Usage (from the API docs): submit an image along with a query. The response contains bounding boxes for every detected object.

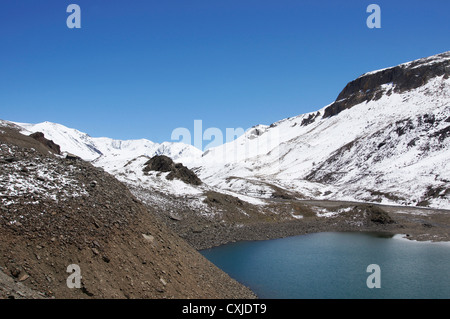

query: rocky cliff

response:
[323,52,450,118]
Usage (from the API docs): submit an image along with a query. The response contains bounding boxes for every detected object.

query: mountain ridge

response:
[5,51,450,210]
[324,51,450,118]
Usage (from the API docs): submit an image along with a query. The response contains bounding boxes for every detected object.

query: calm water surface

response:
[200,232,450,299]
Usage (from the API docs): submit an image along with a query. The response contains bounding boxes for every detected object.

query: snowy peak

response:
[324,51,450,118]
[13,121,203,166]
[360,51,450,78]
[15,121,102,161]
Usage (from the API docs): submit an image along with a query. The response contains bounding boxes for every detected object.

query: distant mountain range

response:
[8,51,450,209]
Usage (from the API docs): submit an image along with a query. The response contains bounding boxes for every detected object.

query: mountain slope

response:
[0,123,255,298]
[196,51,450,209]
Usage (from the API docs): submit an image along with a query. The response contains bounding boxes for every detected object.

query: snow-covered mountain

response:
[15,121,203,172]
[195,51,450,209]
[9,51,450,209]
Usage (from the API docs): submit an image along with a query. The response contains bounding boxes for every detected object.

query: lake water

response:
[200,232,450,299]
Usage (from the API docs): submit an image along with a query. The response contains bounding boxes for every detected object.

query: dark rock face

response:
[363,205,395,225]
[431,125,450,142]
[301,112,321,126]
[143,155,202,186]
[143,155,174,173]
[167,163,202,185]
[29,132,61,154]
[323,52,450,118]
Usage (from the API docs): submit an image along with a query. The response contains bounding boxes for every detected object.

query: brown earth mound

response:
[29,132,61,154]
[0,126,58,156]
[0,126,255,299]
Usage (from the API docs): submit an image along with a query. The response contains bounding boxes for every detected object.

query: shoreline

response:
[129,184,450,251]
[193,218,450,299]
[199,230,450,299]
[180,209,450,251]
[392,233,450,245]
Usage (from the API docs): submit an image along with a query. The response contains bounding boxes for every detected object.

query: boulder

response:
[29,132,61,154]
[143,155,202,186]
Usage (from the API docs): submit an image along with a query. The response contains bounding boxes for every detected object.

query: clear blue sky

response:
[1,0,449,146]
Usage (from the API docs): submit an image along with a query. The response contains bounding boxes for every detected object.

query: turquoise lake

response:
[200,232,450,299]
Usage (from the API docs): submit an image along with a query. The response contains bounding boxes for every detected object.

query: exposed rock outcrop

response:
[29,132,61,154]
[323,51,450,118]
[143,155,202,186]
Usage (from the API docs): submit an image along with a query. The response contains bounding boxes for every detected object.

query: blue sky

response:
[1,0,449,146]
